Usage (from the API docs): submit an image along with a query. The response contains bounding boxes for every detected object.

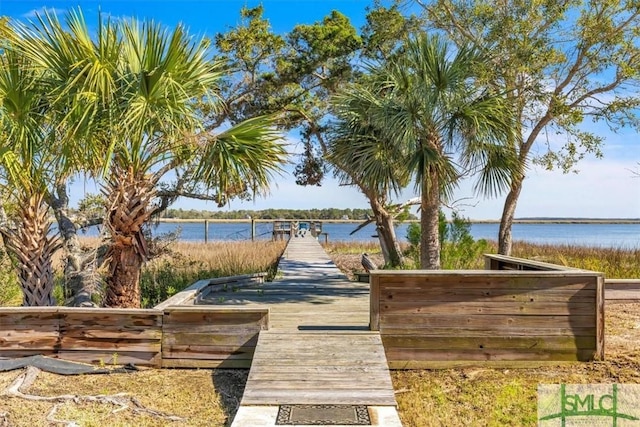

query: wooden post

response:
[596,275,605,360]
[369,273,380,331]
[251,218,256,241]
[204,220,209,243]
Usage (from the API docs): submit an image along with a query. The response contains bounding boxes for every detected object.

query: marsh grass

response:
[508,242,640,278]
[322,240,385,255]
[139,240,286,307]
[1,239,286,308]
[324,239,640,279]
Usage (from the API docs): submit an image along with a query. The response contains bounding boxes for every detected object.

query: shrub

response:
[406,211,488,269]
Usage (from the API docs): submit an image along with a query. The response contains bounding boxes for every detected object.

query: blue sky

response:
[1,1,639,219]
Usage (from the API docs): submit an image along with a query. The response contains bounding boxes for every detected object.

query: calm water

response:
[77,221,640,248]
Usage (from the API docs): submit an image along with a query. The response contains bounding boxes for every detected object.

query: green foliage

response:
[424,0,640,253]
[0,250,21,306]
[214,2,424,187]
[331,32,516,268]
[426,0,640,171]
[139,259,196,308]
[406,223,421,248]
[77,193,106,220]
[3,9,289,307]
[406,211,489,269]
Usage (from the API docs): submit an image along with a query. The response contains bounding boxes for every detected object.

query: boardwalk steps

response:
[242,331,395,405]
[228,234,402,426]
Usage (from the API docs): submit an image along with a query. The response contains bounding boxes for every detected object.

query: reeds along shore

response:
[0,239,287,308]
[324,240,640,279]
[1,238,638,307]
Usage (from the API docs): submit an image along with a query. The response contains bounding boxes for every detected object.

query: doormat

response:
[276,405,370,425]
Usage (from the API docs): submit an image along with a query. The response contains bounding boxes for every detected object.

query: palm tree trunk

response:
[106,243,143,307]
[420,167,441,269]
[376,212,404,268]
[368,195,404,267]
[1,194,61,306]
[498,175,524,255]
[104,165,154,308]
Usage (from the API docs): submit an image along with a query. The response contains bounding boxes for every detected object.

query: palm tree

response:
[328,81,409,267]
[0,49,62,306]
[101,19,286,308]
[336,33,515,269]
[11,11,287,308]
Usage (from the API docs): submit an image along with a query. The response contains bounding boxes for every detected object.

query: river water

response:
[77,221,640,249]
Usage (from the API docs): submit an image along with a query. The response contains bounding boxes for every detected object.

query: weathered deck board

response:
[225,235,401,426]
[242,331,396,405]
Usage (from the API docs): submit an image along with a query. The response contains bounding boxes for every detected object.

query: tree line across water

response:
[162,208,418,221]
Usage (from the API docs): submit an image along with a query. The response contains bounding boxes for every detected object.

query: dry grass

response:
[0,368,248,427]
[391,303,640,427]
[140,240,286,307]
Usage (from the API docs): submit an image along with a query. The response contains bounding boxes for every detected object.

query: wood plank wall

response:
[0,308,162,366]
[161,307,269,368]
[370,269,604,369]
[605,279,640,303]
[0,308,60,359]
[0,307,268,368]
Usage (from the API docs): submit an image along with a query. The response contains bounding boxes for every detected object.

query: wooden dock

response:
[199,235,401,426]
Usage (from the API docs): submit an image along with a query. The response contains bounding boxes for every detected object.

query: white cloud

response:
[187,170,374,212]
[450,159,640,220]
[65,158,639,220]
[22,7,66,19]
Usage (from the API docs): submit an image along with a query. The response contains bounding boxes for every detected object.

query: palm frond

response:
[195,115,287,205]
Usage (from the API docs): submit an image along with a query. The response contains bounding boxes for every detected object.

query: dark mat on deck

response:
[276,405,371,425]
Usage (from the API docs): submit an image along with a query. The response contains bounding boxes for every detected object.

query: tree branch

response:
[2,367,184,423]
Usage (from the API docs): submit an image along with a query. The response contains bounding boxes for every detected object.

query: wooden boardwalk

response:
[200,235,401,426]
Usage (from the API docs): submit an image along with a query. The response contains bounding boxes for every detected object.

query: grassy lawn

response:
[0,240,638,426]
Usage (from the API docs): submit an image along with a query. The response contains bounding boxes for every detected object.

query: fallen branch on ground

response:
[1,366,184,425]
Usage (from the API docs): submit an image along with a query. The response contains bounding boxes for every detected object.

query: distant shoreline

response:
[158,218,640,224]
